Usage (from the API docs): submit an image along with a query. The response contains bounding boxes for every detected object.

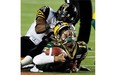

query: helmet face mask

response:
[60,29,75,44]
[54,22,76,45]
[56,3,78,24]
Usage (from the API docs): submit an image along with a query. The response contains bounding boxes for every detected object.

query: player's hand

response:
[70,60,79,72]
[54,53,66,62]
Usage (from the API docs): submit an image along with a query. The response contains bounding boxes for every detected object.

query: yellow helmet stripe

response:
[62,22,69,26]
[54,25,60,35]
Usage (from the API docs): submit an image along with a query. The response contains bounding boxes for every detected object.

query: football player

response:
[21,6,56,57]
[21,3,79,67]
[29,22,90,72]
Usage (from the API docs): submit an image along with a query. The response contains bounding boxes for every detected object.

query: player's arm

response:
[33,52,65,65]
[69,41,88,72]
[35,17,47,34]
[35,6,50,34]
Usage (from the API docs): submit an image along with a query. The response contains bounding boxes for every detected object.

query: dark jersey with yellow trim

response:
[39,41,87,72]
[71,41,87,68]
[54,41,87,71]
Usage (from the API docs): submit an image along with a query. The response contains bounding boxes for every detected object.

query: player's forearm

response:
[33,53,54,65]
[35,17,47,34]
[35,24,46,33]
[33,53,65,65]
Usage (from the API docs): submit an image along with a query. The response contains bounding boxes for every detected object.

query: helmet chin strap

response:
[62,37,73,44]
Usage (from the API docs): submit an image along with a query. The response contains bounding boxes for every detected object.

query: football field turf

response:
[21,0,95,75]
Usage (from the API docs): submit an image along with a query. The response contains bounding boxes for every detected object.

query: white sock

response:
[21,55,32,66]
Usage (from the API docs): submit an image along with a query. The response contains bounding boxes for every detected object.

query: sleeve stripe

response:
[36,10,45,18]
[37,15,45,19]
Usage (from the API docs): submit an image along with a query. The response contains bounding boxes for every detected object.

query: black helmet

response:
[56,3,79,24]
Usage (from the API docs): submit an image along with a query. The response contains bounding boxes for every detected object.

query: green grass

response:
[21,0,95,75]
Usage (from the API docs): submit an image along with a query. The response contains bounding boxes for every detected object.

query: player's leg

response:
[21,36,48,66]
[28,36,49,57]
[21,36,36,57]
[77,0,92,44]
[65,0,92,44]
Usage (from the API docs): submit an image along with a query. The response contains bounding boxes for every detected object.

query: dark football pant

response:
[21,36,48,58]
[28,39,48,58]
[21,36,36,57]
[65,0,92,44]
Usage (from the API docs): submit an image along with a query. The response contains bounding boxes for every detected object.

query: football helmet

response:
[56,3,79,24]
[54,22,76,44]
[54,22,70,36]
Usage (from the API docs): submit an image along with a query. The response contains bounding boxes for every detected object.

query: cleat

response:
[21,64,34,69]
[30,65,43,72]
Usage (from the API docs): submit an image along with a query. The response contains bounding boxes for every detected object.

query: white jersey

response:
[26,6,56,45]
